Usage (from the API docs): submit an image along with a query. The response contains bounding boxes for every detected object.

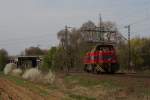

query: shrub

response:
[11,68,23,76]
[0,49,8,71]
[4,63,17,75]
[43,70,55,84]
[22,68,42,82]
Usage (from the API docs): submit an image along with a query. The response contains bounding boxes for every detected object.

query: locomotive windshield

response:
[95,45,113,51]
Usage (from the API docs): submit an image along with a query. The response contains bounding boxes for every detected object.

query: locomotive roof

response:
[96,44,114,47]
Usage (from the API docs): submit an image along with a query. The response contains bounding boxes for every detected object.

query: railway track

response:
[111,73,150,79]
[68,71,150,79]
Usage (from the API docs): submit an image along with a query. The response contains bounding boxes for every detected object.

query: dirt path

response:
[0,78,45,100]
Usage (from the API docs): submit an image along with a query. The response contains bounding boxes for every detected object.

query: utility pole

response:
[64,25,72,49]
[125,25,131,70]
[99,13,102,30]
[64,25,69,73]
[99,13,103,41]
[64,25,72,73]
[65,25,68,50]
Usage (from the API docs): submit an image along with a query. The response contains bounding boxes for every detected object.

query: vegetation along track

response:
[69,71,150,79]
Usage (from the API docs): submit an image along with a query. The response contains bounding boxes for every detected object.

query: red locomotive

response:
[83,44,119,74]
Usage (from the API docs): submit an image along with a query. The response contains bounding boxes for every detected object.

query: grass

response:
[0,73,56,96]
[0,95,2,100]
[6,75,26,85]
[135,86,150,96]
[64,75,119,89]
[64,93,96,100]
[0,72,150,100]
[69,94,96,100]
[98,80,119,89]
[65,75,99,87]
[0,71,3,75]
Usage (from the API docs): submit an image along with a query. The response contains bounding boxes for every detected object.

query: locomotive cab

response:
[84,44,119,74]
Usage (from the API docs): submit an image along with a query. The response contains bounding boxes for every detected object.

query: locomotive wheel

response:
[84,64,119,74]
[103,63,119,74]
[102,64,110,73]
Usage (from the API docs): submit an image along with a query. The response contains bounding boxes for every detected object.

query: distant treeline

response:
[117,37,150,71]
[0,20,149,72]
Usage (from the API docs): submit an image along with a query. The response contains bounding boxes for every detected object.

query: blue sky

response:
[0,0,149,55]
